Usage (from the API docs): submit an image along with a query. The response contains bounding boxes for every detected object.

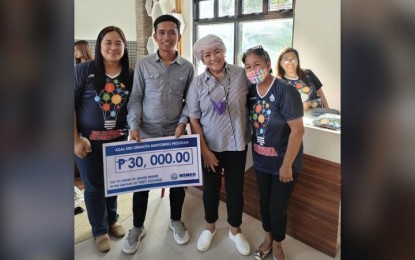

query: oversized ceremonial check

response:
[103,134,202,197]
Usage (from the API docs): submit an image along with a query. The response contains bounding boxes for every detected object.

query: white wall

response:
[74,0,136,41]
[293,0,341,110]
[180,3,193,62]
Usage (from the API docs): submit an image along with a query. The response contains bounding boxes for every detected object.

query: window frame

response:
[193,0,295,66]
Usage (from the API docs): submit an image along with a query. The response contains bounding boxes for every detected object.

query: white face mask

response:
[246,68,268,84]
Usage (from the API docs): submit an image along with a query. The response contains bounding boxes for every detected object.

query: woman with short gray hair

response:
[183,34,251,256]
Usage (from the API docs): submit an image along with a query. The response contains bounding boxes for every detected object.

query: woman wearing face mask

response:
[242,45,304,260]
[184,34,251,256]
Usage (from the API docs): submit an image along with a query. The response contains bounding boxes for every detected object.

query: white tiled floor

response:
[75,187,340,260]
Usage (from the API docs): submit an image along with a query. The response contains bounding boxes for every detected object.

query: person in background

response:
[74,26,133,252]
[242,45,304,260]
[184,34,251,256]
[276,47,329,111]
[74,40,94,65]
[124,14,194,255]
[73,40,94,215]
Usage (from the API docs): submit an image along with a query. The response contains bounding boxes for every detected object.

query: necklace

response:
[207,68,231,115]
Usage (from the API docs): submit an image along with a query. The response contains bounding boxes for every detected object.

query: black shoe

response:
[74,206,85,215]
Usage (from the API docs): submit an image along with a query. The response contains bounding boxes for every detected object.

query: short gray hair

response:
[192,34,227,61]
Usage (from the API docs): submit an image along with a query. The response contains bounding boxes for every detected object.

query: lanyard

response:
[207,68,231,115]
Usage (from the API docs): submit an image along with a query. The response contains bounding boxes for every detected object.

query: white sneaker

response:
[197,229,216,252]
[229,230,250,255]
[122,226,146,254]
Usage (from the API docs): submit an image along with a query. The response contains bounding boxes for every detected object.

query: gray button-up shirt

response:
[184,63,251,152]
[127,52,194,138]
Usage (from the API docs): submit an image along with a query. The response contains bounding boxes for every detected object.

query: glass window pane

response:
[219,0,235,17]
[242,0,263,14]
[195,23,235,75]
[237,18,293,69]
[199,0,214,19]
[269,0,293,11]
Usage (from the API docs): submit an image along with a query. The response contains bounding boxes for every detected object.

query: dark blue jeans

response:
[203,148,247,227]
[75,146,119,237]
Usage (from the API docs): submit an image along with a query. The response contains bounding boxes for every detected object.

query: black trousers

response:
[203,148,247,227]
[132,187,185,228]
[255,170,297,242]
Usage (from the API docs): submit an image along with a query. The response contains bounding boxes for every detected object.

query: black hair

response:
[93,26,132,91]
[153,14,181,33]
[242,45,272,74]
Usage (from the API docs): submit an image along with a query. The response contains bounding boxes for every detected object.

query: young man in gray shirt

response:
[123,15,195,254]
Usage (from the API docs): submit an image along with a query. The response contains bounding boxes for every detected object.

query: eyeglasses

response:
[281,58,298,64]
[245,45,271,61]
[103,41,125,49]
